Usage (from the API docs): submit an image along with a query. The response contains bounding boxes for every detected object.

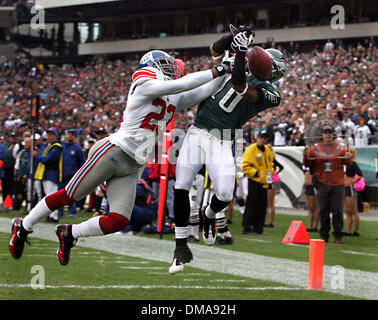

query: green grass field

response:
[1,208,377,301]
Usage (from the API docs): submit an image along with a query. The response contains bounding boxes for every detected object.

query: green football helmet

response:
[265,48,287,82]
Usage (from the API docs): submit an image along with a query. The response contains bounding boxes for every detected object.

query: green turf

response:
[0,208,376,300]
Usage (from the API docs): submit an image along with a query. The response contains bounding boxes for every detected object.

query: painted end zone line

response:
[0,283,304,291]
[341,250,378,258]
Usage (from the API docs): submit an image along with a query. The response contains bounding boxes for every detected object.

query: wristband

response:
[212,53,225,60]
[215,65,226,76]
[237,84,248,96]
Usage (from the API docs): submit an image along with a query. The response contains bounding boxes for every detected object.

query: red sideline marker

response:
[308,239,325,289]
[3,194,12,209]
[281,220,310,244]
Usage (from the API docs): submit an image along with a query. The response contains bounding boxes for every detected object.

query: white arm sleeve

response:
[174,75,229,110]
[136,70,214,98]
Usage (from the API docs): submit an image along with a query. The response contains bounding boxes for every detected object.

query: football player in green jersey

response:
[169,26,287,274]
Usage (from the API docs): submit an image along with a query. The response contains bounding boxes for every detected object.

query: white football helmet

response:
[139,50,180,80]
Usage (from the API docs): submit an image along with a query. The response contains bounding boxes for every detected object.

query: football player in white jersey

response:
[9,50,232,265]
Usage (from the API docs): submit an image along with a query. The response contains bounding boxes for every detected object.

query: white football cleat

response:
[168,244,193,274]
[202,230,216,245]
[169,258,185,274]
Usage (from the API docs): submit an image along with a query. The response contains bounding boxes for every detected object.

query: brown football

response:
[247,46,273,81]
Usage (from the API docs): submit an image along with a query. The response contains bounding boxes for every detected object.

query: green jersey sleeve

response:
[249,78,281,110]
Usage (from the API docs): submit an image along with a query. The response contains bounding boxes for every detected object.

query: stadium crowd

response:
[0,38,377,232]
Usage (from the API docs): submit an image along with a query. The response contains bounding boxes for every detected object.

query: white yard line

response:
[112,261,152,264]
[183,279,247,283]
[1,217,378,300]
[242,238,272,243]
[120,266,167,270]
[0,283,303,291]
[341,250,378,258]
[148,272,212,276]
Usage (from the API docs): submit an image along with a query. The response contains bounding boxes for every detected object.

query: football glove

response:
[230,24,255,47]
[231,31,249,53]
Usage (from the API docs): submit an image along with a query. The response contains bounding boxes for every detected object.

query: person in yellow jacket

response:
[241,130,274,234]
[33,128,63,222]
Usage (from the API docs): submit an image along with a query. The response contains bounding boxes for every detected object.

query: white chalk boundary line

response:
[120,266,166,270]
[148,272,212,276]
[341,250,378,258]
[242,238,272,243]
[0,283,303,291]
[183,279,247,283]
[1,217,378,300]
[112,260,152,264]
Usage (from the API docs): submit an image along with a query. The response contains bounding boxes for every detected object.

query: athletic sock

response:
[205,204,216,219]
[188,225,199,239]
[173,189,190,227]
[72,216,104,239]
[205,194,229,219]
[175,226,189,239]
[23,189,74,232]
[215,210,229,233]
[22,198,52,232]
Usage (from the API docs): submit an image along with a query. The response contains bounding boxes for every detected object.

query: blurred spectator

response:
[0,139,4,180]
[265,146,284,228]
[273,123,287,146]
[95,127,108,140]
[303,166,319,232]
[13,136,31,210]
[343,146,363,237]
[2,132,17,202]
[33,128,63,222]
[324,39,334,52]
[30,133,45,206]
[342,113,356,139]
[367,107,377,143]
[353,118,371,147]
[59,129,86,217]
[241,130,274,235]
[216,21,225,33]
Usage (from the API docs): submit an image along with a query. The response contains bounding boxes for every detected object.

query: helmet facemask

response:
[152,55,181,80]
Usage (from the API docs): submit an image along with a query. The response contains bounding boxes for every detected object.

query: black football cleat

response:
[215,233,234,245]
[56,224,77,265]
[9,218,32,259]
[169,243,193,274]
